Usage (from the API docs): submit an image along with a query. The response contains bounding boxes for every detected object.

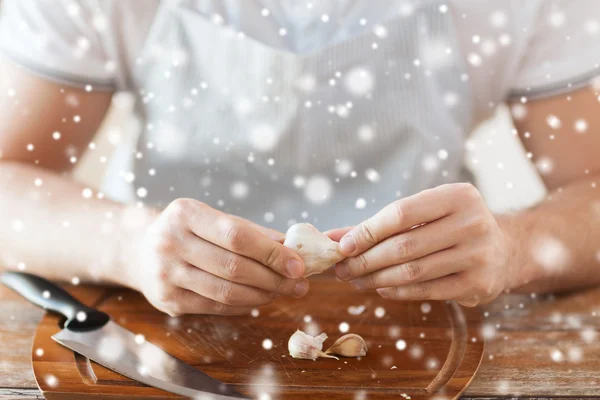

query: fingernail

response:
[376,288,388,298]
[286,259,304,278]
[350,279,365,290]
[334,263,350,280]
[293,280,309,297]
[339,235,356,255]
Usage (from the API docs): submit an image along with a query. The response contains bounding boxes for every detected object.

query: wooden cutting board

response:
[31,275,484,399]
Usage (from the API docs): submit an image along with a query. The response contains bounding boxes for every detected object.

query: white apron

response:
[127,0,473,231]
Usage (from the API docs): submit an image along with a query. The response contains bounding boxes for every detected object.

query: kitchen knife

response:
[1,271,248,400]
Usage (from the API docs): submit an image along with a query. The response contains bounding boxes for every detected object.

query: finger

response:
[338,184,465,257]
[231,215,285,242]
[179,234,309,297]
[335,213,467,280]
[159,288,253,316]
[185,203,305,278]
[172,263,275,307]
[323,226,354,242]
[376,273,465,301]
[348,248,466,290]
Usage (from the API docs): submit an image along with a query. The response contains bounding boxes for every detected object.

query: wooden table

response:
[2,283,600,399]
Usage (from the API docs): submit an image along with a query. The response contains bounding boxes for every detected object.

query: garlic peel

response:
[324,333,367,357]
[288,330,329,360]
[283,223,346,277]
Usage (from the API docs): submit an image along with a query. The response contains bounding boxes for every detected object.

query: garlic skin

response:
[283,223,346,277]
[288,330,338,360]
[325,333,367,357]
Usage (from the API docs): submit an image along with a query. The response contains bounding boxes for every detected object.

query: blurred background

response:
[0,1,548,215]
[72,96,547,214]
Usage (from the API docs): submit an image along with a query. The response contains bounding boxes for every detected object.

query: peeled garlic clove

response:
[288,329,338,360]
[283,223,346,277]
[325,333,367,357]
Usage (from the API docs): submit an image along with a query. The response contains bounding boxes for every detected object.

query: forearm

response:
[0,161,155,286]
[498,174,600,294]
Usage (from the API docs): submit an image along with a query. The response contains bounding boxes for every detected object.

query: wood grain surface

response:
[2,278,600,398]
[30,275,484,399]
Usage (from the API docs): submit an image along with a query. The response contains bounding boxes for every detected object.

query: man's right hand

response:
[125,198,308,317]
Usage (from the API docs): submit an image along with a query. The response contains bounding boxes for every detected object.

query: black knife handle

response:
[1,271,109,332]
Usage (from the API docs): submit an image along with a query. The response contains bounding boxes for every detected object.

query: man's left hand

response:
[332,183,514,307]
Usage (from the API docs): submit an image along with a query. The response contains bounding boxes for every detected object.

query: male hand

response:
[126,199,308,316]
[332,183,513,306]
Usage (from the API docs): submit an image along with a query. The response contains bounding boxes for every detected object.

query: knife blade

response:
[1,271,248,400]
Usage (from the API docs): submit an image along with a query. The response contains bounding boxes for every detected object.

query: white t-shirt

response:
[1,0,599,231]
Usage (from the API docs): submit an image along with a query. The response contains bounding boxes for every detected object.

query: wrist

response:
[496,212,539,292]
[102,205,159,290]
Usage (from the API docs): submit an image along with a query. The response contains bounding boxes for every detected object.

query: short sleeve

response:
[0,0,118,90]
[509,0,600,99]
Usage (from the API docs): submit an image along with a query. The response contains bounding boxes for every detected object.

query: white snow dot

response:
[420,302,432,314]
[439,4,448,13]
[422,155,439,172]
[261,8,270,17]
[42,290,51,299]
[293,176,306,188]
[321,14,330,22]
[27,144,35,151]
[82,188,93,199]
[355,198,367,209]
[548,11,565,27]
[358,125,375,142]
[444,92,459,108]
[374,306,386,318]
[136,187,148,198]
[467,53,482,67]
[546,114,561,129]
[85,84,93,92]
[535,156,554,175]
[339,322,350,333]
[365,168,381,182]
[250,124,278,152]
[304,176,332,205]
[262,338,273,350]
[230,181,249,199]
[344,67,375,96]
[135,334,145,345]
[36,348,44,357]
[335,159,353,177]
[71,277,80,285]
[437,149,448,160]
[574,119,588,133]
[550,348,564,362]
[73,115,81,123]
[76,37,90,51]
[489,10,508,28]
[52,131,61,140]
[76,311,87,322]
[567,346,583,363]
[12,219,25,232]
[395,339,407,351]
[45,374,59,388]
[585,19,600,35]
[251,308,260,317]
[373,24,388,38]
[34,178,43,187]
[511,104,527,120]
[278,28,287,36]
[263,212,275,223]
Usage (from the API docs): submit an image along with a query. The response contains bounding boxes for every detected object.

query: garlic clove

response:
[324,333,367,357]
[283,223,346,277]
[288,330,339,360]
